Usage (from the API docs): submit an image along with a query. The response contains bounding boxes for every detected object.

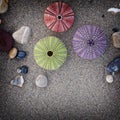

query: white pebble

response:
[106,75,114,83]
[35,75,48,88]
[12,26,32,44]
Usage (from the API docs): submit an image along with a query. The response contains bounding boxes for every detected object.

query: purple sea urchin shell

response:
[73,25,107,60]
[0,30,13,51]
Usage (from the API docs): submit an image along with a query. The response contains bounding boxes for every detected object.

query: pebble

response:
[35,75,48,88]
[102,14,105,18]
[17,65,28,74]
[8,47,18,59]
[12,26,32,44]
[106,75,113,83]
[112,32,120,48]
[16,51,26,59]
[112,27,119,33]
[0,0,8,14]
[107,57,120,74]
[10,75,24,87]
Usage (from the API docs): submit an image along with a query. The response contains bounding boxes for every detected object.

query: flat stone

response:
[10,75,24,87]
[35,75,48,88]
[12,26,32,44]
[112,32,120,48]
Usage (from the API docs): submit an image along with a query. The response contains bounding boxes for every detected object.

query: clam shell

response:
[35,75,48,88]
[8,47,18,59]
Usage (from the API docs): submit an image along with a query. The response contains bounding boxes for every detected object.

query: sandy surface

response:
[0,0,120,120]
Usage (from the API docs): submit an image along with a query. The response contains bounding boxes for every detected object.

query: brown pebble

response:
[8,47,18,59]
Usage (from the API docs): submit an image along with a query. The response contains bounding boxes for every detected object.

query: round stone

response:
[106,75,114,83]
[16,51,27,59]
[35,75,48,88]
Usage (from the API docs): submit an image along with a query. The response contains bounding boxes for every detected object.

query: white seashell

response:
[10,75,24,87]
[0,0,8,14]
[35,75,48,88]
[106,75,114,83]
[107,8,120,14]
[12,26,32,44]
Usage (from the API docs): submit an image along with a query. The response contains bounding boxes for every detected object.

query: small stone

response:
[112,32,120,48]
[0,0,8,14]
[88,0,93,4]
[17,65,28,74]
[10,75,24,87]
[106,75,113,83]
[8,47,18,59]
[16,51,26,59]
[12,26,32,44]
[35,75,48,88]
[107,57,120,74]
[112,27,119,33]
[102,14,105,18]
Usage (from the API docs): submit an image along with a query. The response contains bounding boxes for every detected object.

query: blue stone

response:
[17,65,28,74]
[107,57,120,74]
[16,51,26,59]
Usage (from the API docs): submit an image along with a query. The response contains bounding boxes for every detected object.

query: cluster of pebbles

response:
[0,0,48,88]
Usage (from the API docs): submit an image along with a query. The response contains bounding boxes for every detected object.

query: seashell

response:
[73,25,107,60]
[44,2,74,32]
[106,75,114,83]
[0,0,8,14]
[0,29,13,51]
[12,26,32,44]
[112,32,120,48]
[10,75,24,87]
[17,65,28,74]
[8,47,18,59]
[16,51,26,59]
[35,75,48,88]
